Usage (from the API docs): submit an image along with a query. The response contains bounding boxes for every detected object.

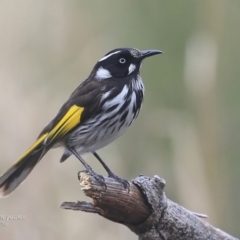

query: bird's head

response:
[91,48,162,80]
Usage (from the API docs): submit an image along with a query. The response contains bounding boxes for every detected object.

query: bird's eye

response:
[119,58,126,64]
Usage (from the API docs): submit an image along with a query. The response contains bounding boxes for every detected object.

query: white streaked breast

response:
[102,85,129,109]
[132,75,144,92]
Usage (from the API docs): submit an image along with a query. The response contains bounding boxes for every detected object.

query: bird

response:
[0,47,162,197]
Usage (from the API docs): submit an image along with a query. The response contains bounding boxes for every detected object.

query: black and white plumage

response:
[0,47,162,196]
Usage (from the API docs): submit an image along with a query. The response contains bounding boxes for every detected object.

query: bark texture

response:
[61,172,238,240]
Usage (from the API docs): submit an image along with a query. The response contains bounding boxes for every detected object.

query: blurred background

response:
[0,0,240,239]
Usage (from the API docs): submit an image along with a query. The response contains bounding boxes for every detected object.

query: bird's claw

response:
[108,173,130,193]
[93,173,107,190]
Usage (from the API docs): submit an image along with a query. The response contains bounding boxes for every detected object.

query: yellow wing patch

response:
[46,105,84,144]
[14,105,84,165]
[15,133,48,164]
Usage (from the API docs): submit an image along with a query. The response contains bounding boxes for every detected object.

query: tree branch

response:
[61,172,238,240]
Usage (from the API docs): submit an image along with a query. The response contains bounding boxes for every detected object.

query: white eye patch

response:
[95,67,112,80]
[128,64,136,75]
[99,51,121,62]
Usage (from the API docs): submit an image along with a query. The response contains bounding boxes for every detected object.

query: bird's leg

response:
[92,151,130,191]
[68,147,106,189]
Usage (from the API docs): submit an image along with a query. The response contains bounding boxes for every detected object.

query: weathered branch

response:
[61,172,238,240]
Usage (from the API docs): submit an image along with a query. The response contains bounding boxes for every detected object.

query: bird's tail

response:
[0,105,84,197]
[0,133,48,197]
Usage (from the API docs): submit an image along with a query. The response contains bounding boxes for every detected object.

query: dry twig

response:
[61,172,238,240]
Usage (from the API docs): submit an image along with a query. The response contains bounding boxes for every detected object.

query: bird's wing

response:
[37,79,104,148]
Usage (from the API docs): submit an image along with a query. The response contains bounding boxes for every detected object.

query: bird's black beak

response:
[139,49,163,60]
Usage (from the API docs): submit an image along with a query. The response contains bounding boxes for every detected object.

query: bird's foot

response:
[108,172,130,192]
